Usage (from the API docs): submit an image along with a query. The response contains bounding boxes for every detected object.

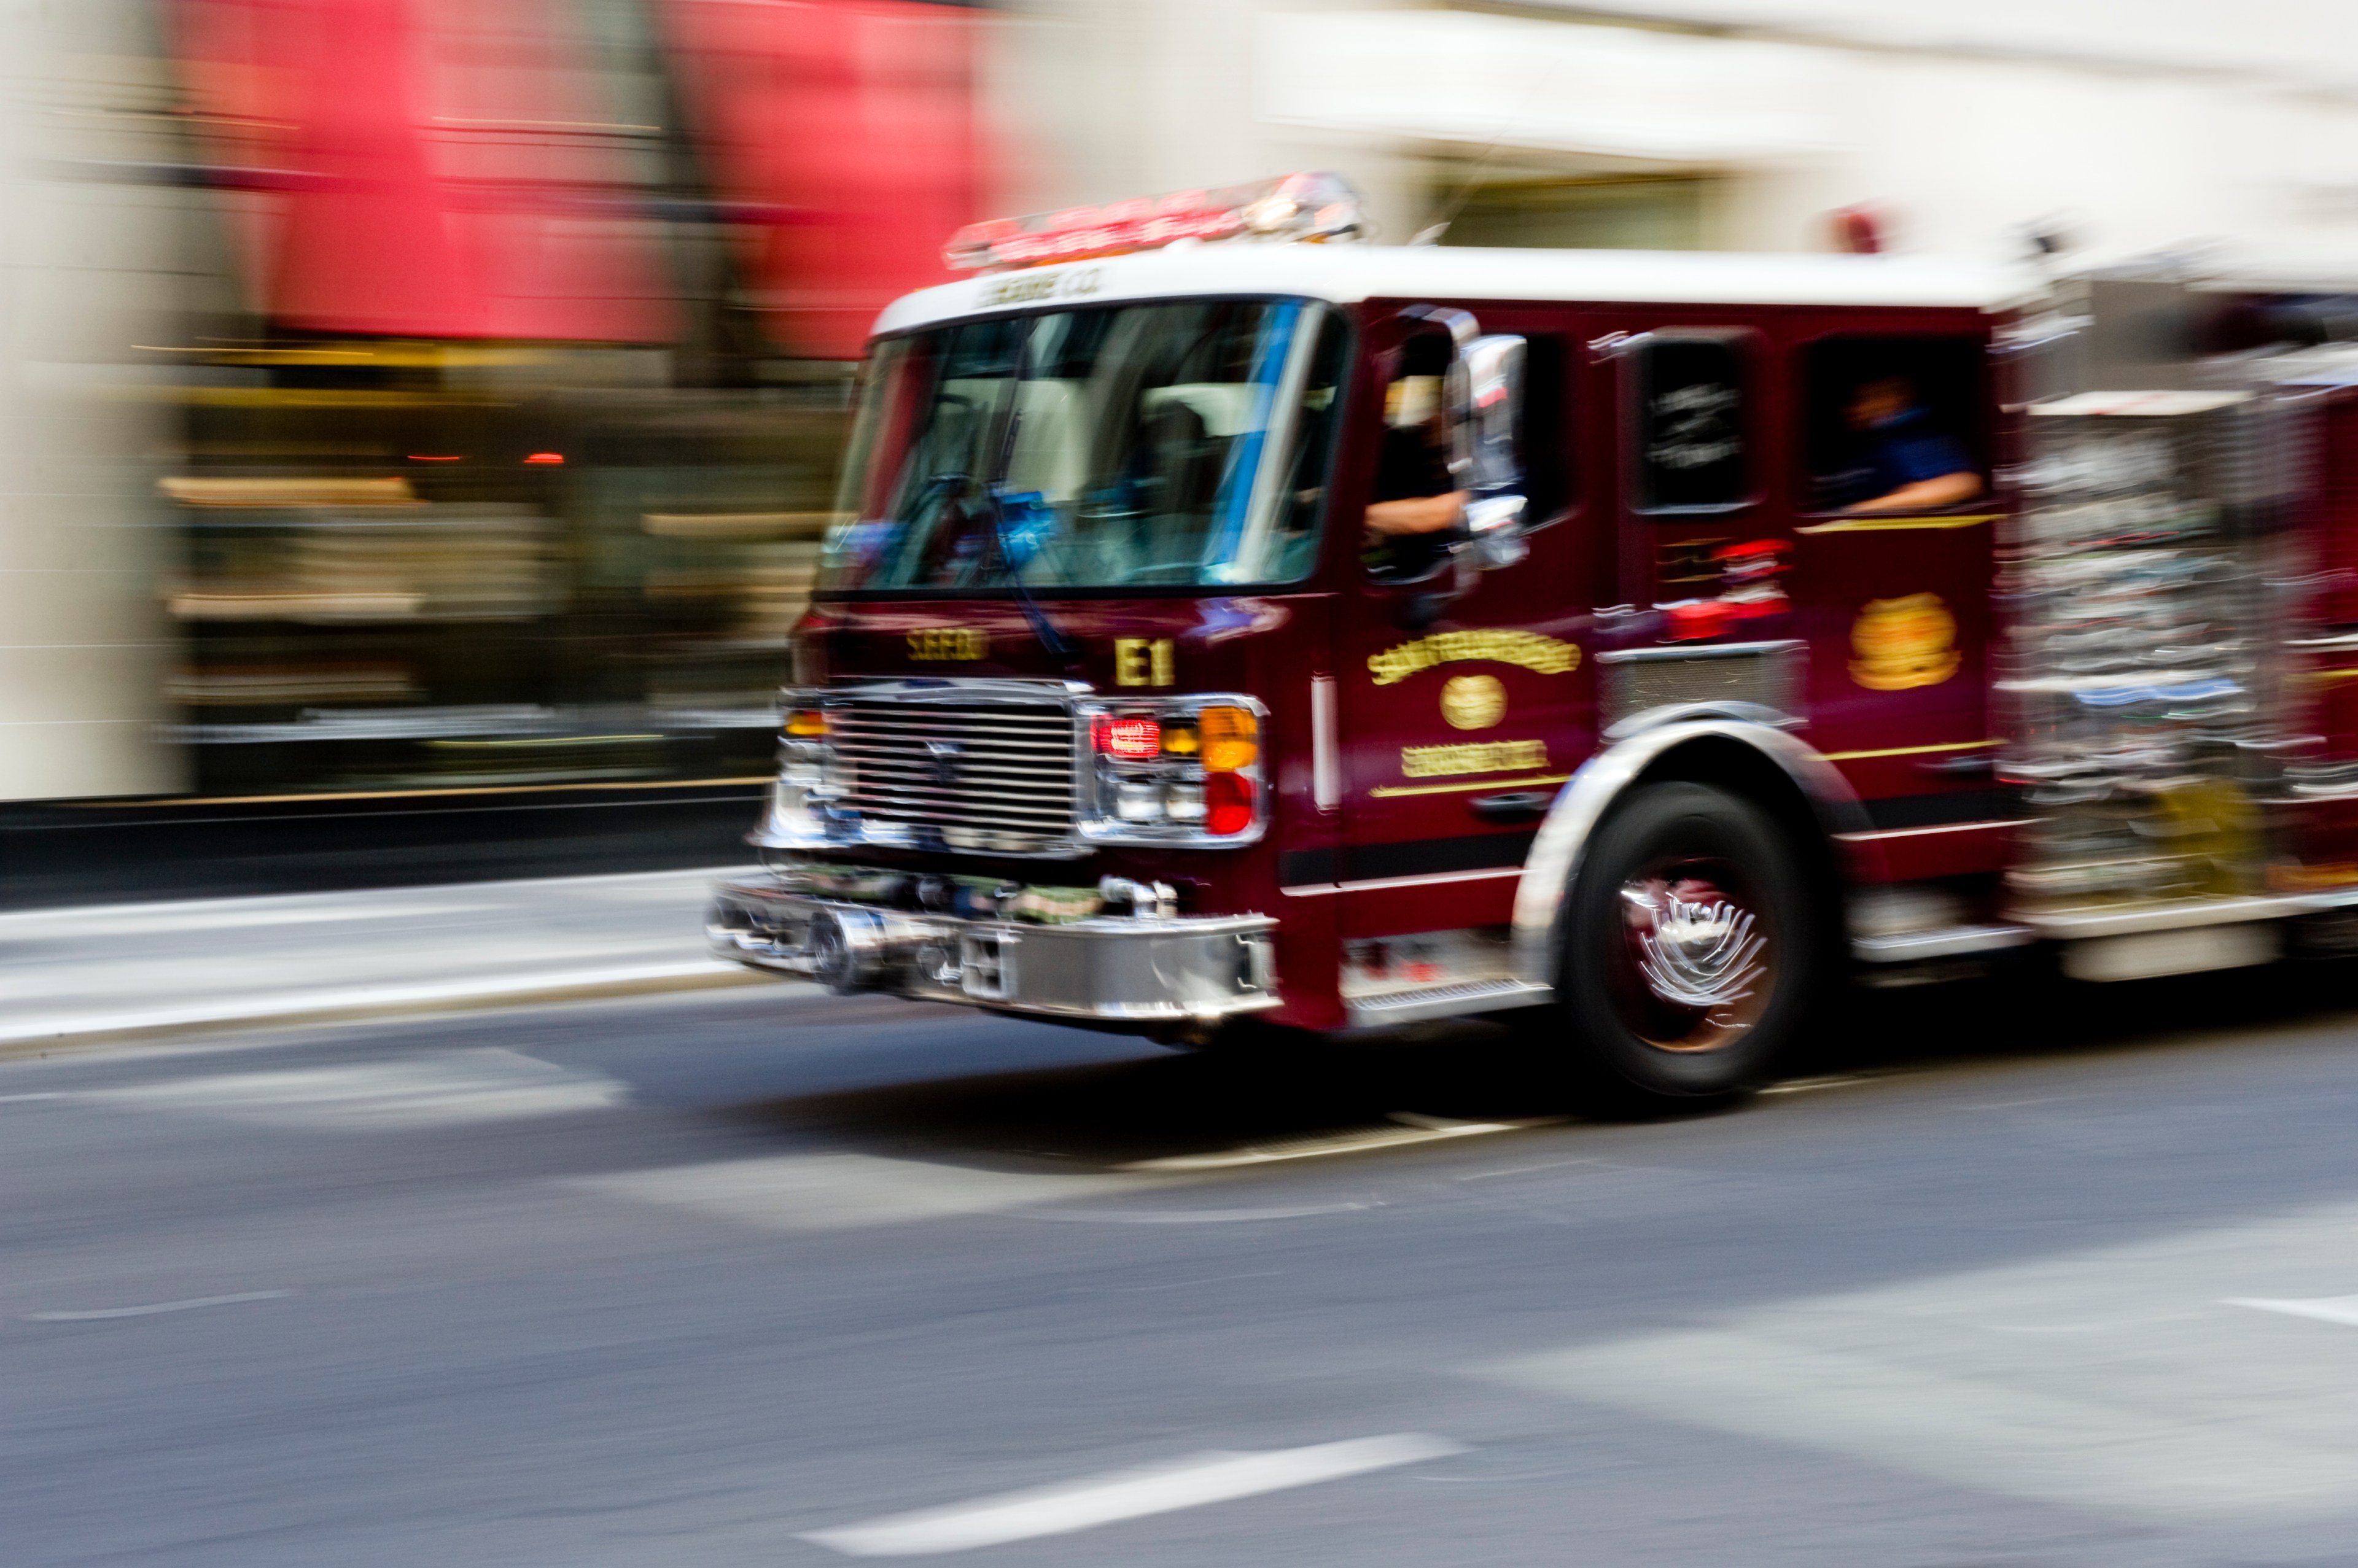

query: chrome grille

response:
[826,690,1078,855]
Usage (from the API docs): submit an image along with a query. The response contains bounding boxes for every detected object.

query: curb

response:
[0,960,798,1058]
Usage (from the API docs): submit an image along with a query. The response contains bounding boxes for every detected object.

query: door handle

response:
[1469,791,1553,823]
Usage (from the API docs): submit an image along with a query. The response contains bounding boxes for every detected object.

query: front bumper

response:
[706,876,1280,1024]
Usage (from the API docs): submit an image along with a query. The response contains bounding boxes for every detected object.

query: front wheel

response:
[1551,782,1819,1106]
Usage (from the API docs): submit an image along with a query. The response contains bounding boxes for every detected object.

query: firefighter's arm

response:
[1363,491,1469,535]
[1848,470,1983,513]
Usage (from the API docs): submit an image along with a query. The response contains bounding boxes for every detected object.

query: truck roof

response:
[873,243,2043,339]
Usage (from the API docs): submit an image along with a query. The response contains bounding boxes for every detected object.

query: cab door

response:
[1325,308,1599,947]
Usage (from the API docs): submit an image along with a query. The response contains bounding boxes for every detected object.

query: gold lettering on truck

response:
[1401,739,1549,778]
[909,627,989,661]
[1115,637,1175,686]
[1368,630,1579,686]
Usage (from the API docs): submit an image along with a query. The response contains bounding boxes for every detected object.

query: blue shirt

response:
[1839,405,1974,506]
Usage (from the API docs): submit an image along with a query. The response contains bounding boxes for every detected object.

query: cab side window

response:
[1630,333,1751,513]
[1801,335,1985,514]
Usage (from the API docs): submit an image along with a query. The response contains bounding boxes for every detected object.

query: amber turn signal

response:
[1199,705,1258,772]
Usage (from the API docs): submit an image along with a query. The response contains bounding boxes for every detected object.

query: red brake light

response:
[1096,716,1161,760]
[1204,771,1255,836]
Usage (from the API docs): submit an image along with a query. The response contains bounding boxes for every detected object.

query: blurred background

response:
[11,0,2358,896]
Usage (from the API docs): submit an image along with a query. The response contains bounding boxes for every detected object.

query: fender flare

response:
[1509,719,1867,987]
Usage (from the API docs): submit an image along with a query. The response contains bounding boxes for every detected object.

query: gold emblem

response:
[1367,629,1579,686]
[908,627,988,661]
[1440,673,1506,731]
[1849,593,1959,691]
[1401,739,1548,778]
[1114,637,1175,687]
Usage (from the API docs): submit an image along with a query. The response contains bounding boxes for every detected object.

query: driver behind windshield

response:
[1362,340,1468,582]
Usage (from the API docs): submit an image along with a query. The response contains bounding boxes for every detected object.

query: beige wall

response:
[0,0,186,800]
[993,1,2358,275]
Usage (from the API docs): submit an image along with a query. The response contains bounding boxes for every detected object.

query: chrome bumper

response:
[705,877,1280,1024]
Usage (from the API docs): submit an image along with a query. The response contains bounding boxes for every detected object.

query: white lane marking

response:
[0,1093,63,1103]
[0,960,754,1045]
[27,1290,292,1322]
[800,1434,1466,1557]
[0,902,479,938]
[0,865,745,936]
[82,1049,626,1128]
[1757,1074,1880,1095]
[1124,1113,1554,1172]
[1964,1096,2080,1111]
[567,1153,1143,1232]
[2225,1295,2358,1327]
[1455,1157,1604,1182]
[1021,1201,1375,1224]
[1105,1271,1285,1294]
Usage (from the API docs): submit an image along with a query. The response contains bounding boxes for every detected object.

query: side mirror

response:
[1457,333,1528,568]
[1461,334,1527,492]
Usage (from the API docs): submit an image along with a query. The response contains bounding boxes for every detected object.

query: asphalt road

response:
[14,961,2358,1566]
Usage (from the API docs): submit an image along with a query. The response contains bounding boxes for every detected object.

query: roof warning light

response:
[945,172,1365,273]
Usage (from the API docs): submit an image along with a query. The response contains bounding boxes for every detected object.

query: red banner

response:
[173,0,675,343]
[661,0,987,359]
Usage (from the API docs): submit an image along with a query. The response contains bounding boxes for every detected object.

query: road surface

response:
[12,961,2358,1565]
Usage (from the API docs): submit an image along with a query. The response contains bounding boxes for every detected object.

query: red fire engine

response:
[708,173,2358,1103]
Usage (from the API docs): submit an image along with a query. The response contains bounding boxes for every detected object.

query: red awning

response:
[660,0,987,359]
[173,0,675,343]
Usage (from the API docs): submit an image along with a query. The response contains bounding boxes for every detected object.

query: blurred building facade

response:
[1002,1,2358,265]
[10,0,2358,807]
[2,0,990,807]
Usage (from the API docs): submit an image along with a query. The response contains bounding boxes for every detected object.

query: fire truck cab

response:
[708,174,2358,1102]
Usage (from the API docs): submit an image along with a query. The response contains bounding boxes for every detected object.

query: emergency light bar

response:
[944,172,1366,273]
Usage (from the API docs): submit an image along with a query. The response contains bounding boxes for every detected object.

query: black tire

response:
[1551,781,1818,1106]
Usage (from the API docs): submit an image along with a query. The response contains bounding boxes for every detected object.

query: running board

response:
[1343,977,1554,1028]
[2021,888,2358,940]
[1851,923,2034,963]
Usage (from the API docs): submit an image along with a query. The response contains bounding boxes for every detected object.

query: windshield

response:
[821,298,1345,592]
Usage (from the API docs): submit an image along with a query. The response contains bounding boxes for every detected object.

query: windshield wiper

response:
[979,483,1078,667]
[975,365,1078,668]
[909,468,1075,667]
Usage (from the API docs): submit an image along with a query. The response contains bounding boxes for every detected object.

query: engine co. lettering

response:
[978,273,1060,308]
[908,627,989,661]
[977,266,1101,309]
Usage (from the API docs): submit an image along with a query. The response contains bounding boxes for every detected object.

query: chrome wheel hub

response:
[1621,878,1767,1012]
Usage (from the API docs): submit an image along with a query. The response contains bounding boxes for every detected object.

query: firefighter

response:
[1362,347,1468,581]
[1838,375,1983,513]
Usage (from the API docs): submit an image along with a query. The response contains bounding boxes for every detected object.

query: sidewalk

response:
[0,866,795,1052]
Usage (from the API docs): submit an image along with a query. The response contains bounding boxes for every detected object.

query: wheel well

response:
[1631,735,1847,960]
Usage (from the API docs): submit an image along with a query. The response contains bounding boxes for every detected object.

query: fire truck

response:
[706,172,2358,1102]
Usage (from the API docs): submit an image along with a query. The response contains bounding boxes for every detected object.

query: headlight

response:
[1078,694,1267,846]
[757,696,842,847]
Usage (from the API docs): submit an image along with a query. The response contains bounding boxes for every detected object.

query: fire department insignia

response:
[1440,674,1506,730]
[1849,593,1959,691]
